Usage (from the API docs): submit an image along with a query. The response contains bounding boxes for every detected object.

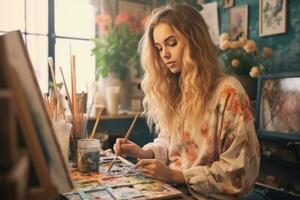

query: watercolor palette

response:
[65,156,182,199]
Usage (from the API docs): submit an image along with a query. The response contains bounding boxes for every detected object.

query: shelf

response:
[261,155,300,170]
[89,111,140,120]
[258,131,300,142]
[255,182,300,200]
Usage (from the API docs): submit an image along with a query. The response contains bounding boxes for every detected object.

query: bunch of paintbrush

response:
[44,57,65,121]
[57,55,87,162]
[58,53,103,164]
[43,90,65,121]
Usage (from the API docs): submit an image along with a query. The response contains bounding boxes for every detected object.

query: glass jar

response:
[77,139,100,172]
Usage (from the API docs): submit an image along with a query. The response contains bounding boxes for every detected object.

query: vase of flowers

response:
[218,33,273,100]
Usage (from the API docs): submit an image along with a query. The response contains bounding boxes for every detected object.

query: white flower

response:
[220,40,230,50]
[230,41,240,49]
[244,40,256,53]
[249,66,260,77]
[219,33,230,43]
[238,37,247,47]
[231,59,240,68]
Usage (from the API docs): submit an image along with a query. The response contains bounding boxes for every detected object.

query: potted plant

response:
[91,13,144,109]
[92,13,143,81]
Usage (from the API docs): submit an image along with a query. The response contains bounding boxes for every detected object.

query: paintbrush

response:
[89,107,104,139]
[107,112,139,172]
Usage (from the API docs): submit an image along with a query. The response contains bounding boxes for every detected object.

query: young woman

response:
[114,4,260,199]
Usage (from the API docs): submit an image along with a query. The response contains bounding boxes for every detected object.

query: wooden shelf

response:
[89,111,140,120]
[261,155,300,170]
[255,182,300,200]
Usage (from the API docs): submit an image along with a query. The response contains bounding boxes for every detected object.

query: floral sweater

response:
[143,76,260,200]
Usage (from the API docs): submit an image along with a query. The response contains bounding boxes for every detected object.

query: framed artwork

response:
[230,5,248,40]
[255,72,300,141]
[200,2,220,45]
[223,0,234,9]
[259,0,287,36]
[118,0,150,16]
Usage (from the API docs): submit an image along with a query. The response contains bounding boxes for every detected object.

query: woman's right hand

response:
[113,138,154,159]
[113,138,142,158]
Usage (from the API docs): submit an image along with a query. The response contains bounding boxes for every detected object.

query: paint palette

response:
[65,156,182,199]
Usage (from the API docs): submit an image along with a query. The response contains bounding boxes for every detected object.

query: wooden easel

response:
[0,31,73,199]
[0,59,58,200]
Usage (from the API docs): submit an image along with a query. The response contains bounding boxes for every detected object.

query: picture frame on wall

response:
[230,5,248,40]
[118,1,150,16]
[255,72,300,142]
[259,0,287,36]
[200,2,219,45]
[223,0,234,9]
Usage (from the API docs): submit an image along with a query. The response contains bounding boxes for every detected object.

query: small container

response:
[77,139,100,172]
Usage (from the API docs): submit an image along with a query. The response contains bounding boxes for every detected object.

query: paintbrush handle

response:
[123,113,139,142]
[89,107,103,139]
[107,154,118,172]
[108,112,139,172]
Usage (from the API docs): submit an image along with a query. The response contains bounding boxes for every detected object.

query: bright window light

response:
[55,0,95,38]
[26,35,49,93]
[55,38,95,93]
[0,0,25,32]
[26,0,48,34]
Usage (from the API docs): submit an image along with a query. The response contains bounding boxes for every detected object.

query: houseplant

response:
[92,13,143,81]
[218,32,273,100]
[91,13,144,109]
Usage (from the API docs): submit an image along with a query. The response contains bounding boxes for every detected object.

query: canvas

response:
[259,0,287,36]
[0,31,73,194]
[200,2,219,45]
[256,72,300,141]
[230,5,248,40]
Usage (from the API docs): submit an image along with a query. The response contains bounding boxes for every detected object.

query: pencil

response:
[107,112,139,172]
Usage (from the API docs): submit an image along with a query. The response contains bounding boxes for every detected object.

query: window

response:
[55,0,95,93]
[0,0,95,93]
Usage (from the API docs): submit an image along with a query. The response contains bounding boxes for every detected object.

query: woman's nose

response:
[162,48,171,59]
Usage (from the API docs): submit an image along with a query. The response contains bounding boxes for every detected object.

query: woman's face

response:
[153,23,184,73]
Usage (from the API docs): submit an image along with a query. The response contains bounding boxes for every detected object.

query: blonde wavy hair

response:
[139,4,224,136]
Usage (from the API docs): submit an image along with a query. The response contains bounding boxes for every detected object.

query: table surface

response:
[66,155,196,200]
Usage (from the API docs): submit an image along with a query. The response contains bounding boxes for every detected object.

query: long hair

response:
[139,4,224,136]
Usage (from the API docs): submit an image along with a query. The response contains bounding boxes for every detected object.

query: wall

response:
[205,0,300,73]
[133,0,300,72]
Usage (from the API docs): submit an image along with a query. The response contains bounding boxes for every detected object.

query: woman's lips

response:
[166,61,176,68]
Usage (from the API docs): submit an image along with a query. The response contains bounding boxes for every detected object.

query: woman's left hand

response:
[135,159,185,183]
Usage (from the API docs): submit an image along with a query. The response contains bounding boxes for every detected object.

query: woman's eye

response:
[168,40,177,46]
[156,46,162,51]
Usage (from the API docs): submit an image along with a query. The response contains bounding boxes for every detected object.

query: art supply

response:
[89,107,104,139]
[52,121,72,165]
[48,57,66,121]
[77,139,101,172]
[107,113,139,172]
[59,66,73,116]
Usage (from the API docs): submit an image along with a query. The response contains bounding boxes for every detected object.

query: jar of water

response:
[77,139,100,172]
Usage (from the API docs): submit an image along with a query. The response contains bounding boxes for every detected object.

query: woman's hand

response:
[135,159,185,184]
[113,138,153,159]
